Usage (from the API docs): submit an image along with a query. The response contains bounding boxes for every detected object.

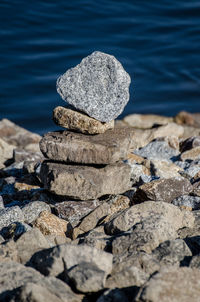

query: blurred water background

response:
[0,0,200,134]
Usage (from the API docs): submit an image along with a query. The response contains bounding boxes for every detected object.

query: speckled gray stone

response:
[0,206,24,231]
[172,195,200,210]
[56,51,131,122]
[21,201,51,224]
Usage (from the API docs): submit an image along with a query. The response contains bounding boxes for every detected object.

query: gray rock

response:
[29,243,113,277]
[152,239,192,266]
[134,140,179,162]
[136,267,200,302]
[1,222,31,240]
[56,51,131,122]
[104,201,194,236]
[105,265,149,289]
[40,128,135,165]
[0,196,4,209]
[133,177,193,203]
[13,282,63,302]
[0,206,24,231]
[67,261,106,293]
[0,261,81,302]
[0,137,15,167]
[172,195,200,210]
[111,215,179,254]
[40,161,132,200]
[54,199,100,227]
[189,255,200,268]
[21,200,51,224]
[16,228,51,264]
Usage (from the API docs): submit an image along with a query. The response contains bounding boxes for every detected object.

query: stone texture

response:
[29,243,113,278]
[0,261,81,302]
[181,125,200,139]
[134,140,179,162]
[172,195,200,210]
[40,128,135,165]
[0,206,24,231]
[133,177,193,203]
[104,200,194,235]
[54,199,100,227]
[174,111,200,128]
[150,160,182,179]
[129,123,184,150]
[0,118,41,148]
[181,146,200,161]
[34,211,72,237]
[73,195,130,238]
[111,215,183,254]
[1,222,31,241]
[21,200,51,224]
[136,267,200,302]
[106,265,149,289]
[56,51,131,122]
[67,261,106,293]
[123,113,173,129]
[78,229,112,251]
[180,136,200,152]
[53,106,114,134]
[40,161,132,200]
[0,137,15,166]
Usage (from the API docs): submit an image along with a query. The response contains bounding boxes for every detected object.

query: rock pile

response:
[39,51,133,200]
[2,53,200,301]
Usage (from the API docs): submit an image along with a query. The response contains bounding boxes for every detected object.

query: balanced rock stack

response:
[39,51,134,200]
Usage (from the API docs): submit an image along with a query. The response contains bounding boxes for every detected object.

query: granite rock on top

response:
[56,51,131,122]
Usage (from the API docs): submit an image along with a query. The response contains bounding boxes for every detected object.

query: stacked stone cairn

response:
[39,51,135,201]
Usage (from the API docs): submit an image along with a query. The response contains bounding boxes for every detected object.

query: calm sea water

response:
[0,0,200,134]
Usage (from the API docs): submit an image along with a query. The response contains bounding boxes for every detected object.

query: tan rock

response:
[53,106,114,134]
[123,113,173,129]
[129,123,184,150]
[136,266,200,302]
[0,118,41,148]
[14,182,40,191]
[34,211,72,237]
[150,160,183,179]
[73,195,130,239]
[0,137,15,166]
[105,200,194,235]
[181,125,200,139]
[181,146,200,161]
[174,111,200,128]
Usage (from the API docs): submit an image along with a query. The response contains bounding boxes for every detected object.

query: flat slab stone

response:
[40,161,132,200]
[53,106,114,134]
[56,51,131,122]
[40,128,135,164]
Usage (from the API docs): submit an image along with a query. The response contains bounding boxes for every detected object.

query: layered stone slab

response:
[40,128,135,164]
[56,51,131,122]
[40,161,132,200]
[53,106,114,134]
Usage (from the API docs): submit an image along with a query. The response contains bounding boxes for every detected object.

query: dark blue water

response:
[0,0,200,134]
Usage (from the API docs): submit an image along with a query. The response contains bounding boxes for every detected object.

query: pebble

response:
[53,106,114,134]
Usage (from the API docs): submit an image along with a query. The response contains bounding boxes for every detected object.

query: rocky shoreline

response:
[1,110,200,301]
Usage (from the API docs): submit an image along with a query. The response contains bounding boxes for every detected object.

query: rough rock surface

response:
[123,113,173,129]
[133,177,193,203]
[34,211,72,237]
[29,243,113,277]
[53,106,114,134]
[136,267,200,302]
[56,51,131,122]
[0,261,81,302]
[40,161,132,200]
[40,128,135,165]
[105,200,194,235]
